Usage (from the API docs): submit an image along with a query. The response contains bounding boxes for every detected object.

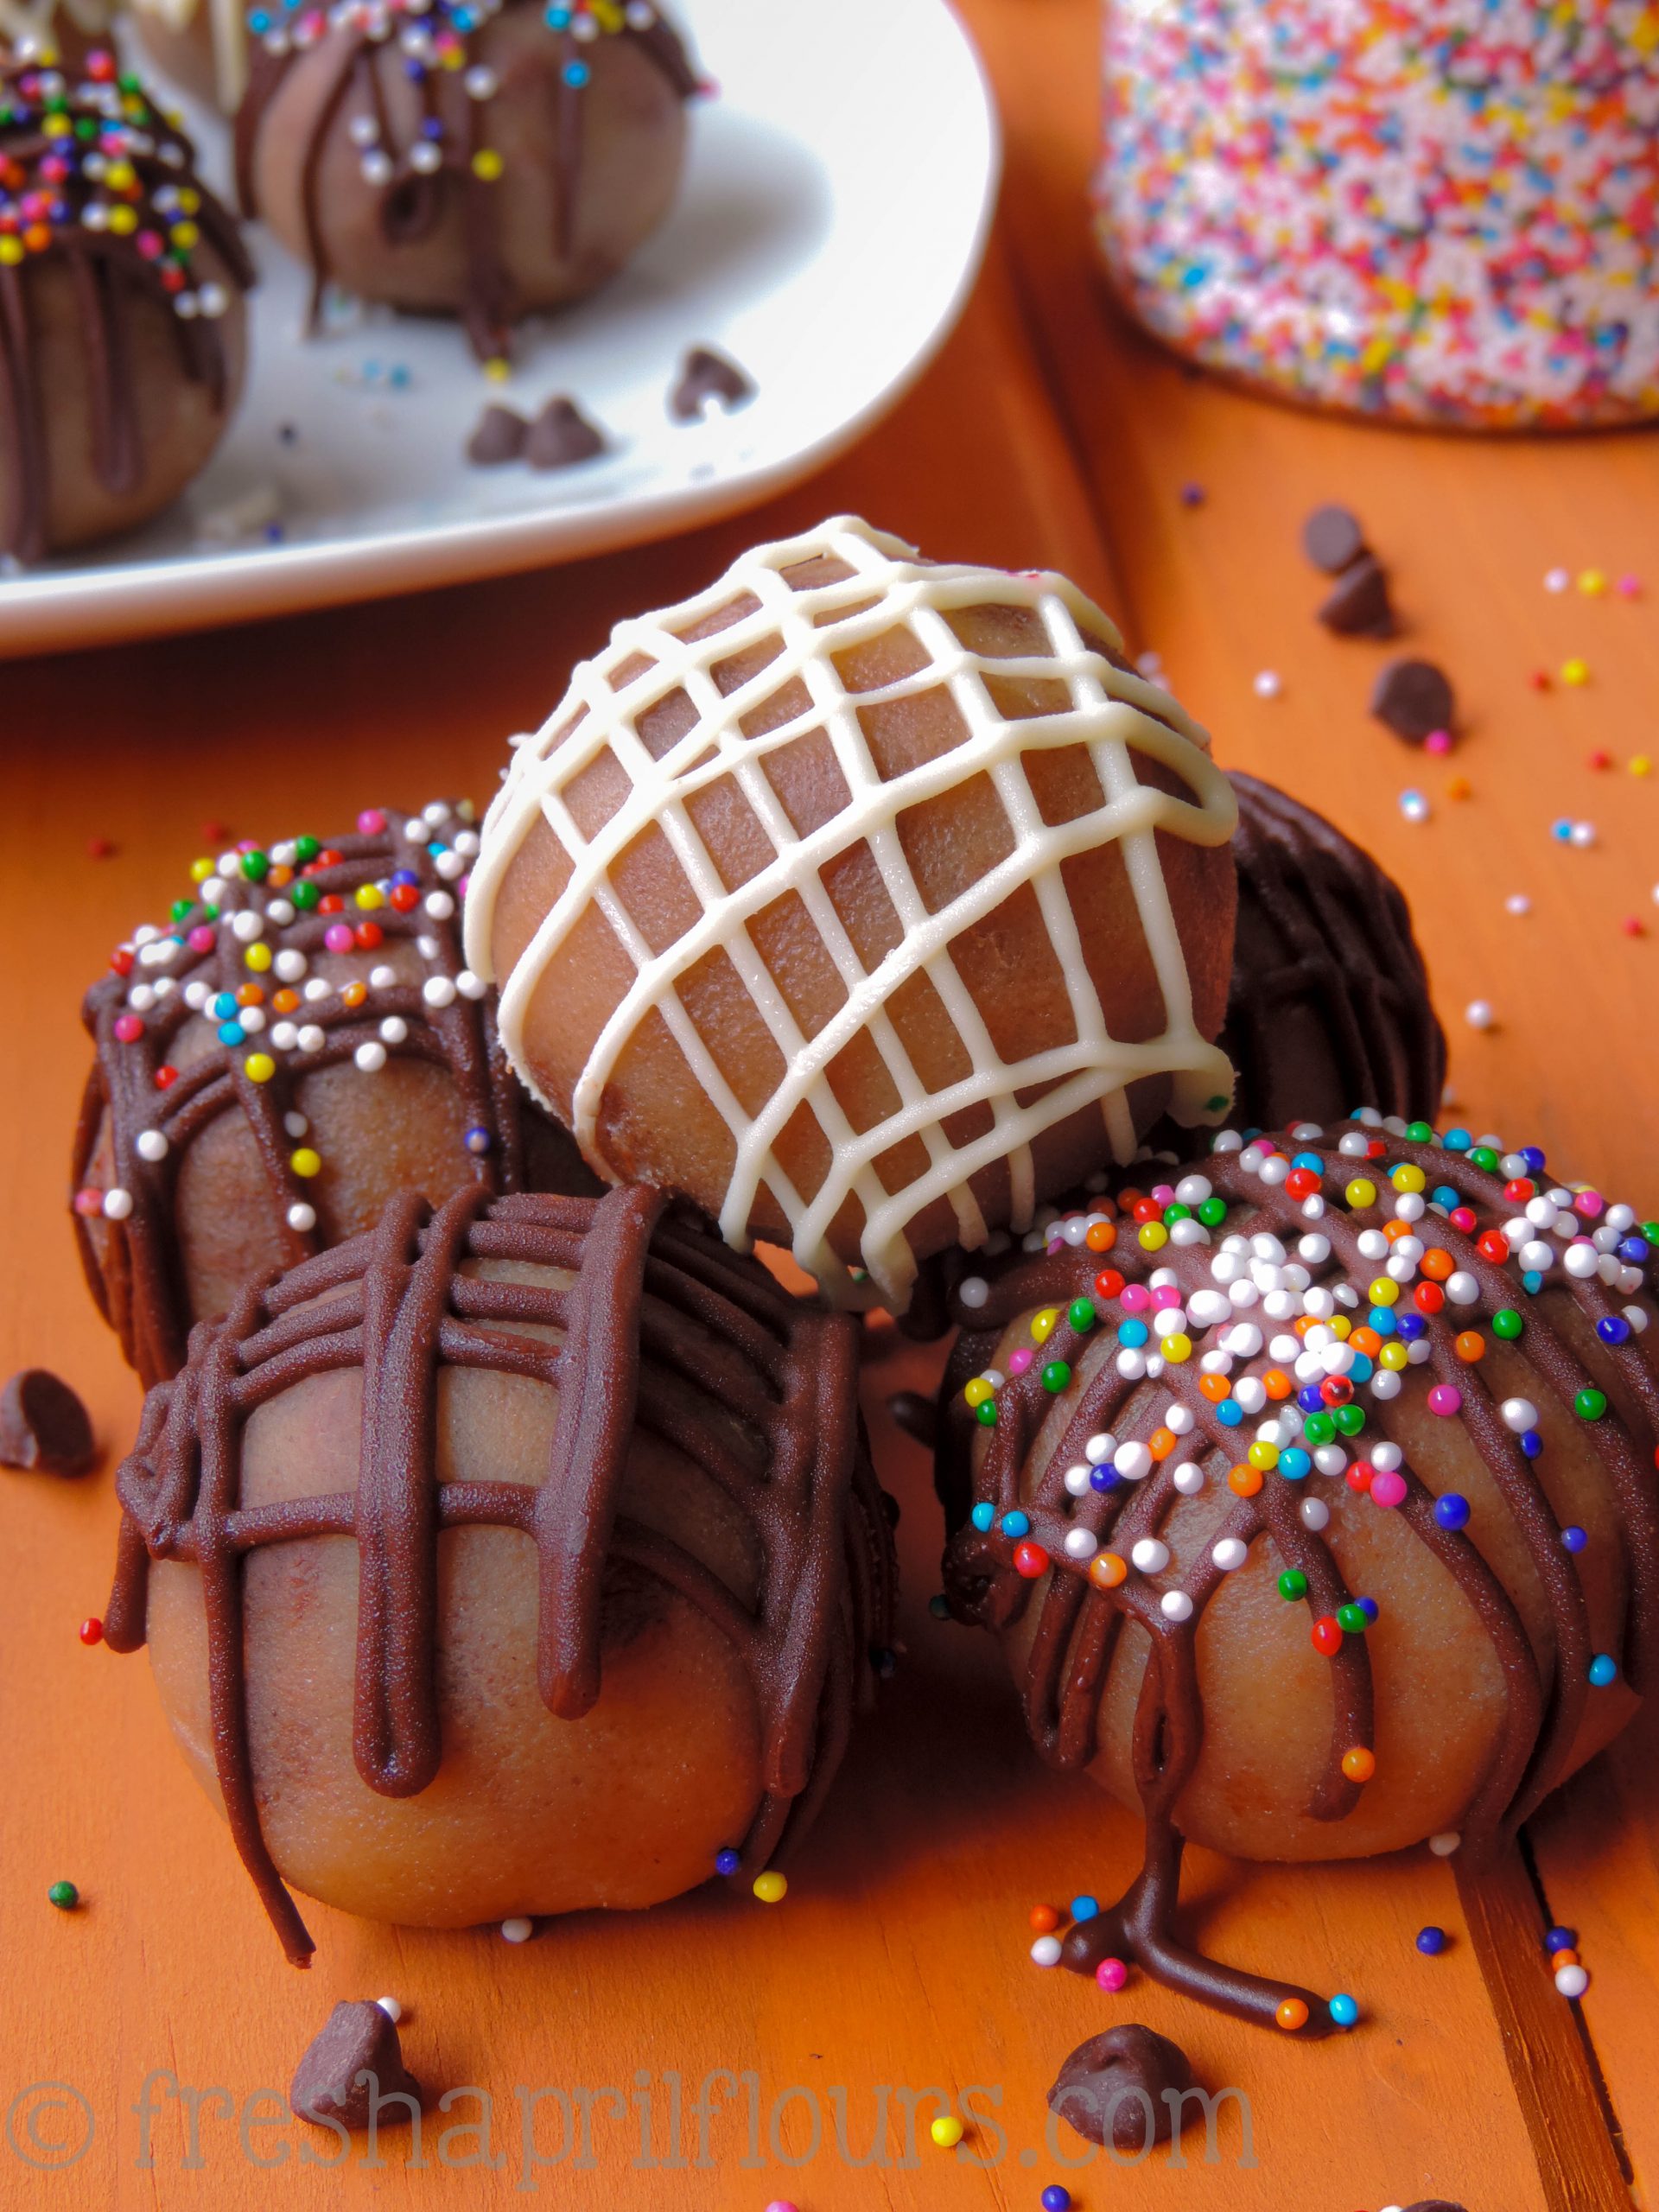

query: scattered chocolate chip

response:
[466,404,528,467]
[669,346,755,423]
[0,1370,95,1476]
[886,1389,937,1450]
[1372,657,1456,742]
[1302,503,1369,575]
[289,2002,422,2132]
[1318,552,1396,639]
[1047,2024,1197,2152]
[526,396,607,471]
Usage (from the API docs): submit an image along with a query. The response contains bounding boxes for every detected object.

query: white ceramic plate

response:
[0,0,997,657]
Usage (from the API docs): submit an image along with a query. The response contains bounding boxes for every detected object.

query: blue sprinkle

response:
[1416,1925,1448,1956]
[1545,1926,1577,1954]
[1357,1596,1379,1623]
[1280,1447,1312,1481]
[1118,1318,1150,1348]
[1443,1128,1472,1152]
[562,57,590,85]
[1090,1467,1119,1493]
[1433,1185,1461,1210]
[1521,1147,1547,1173]
[715,1847,741,1876]
[1434,1493,1471,1531]
[1217,1399,1243,1429]
[1070,1894,1100,1923]
[1562,1526,1587,1553]
[1328,1993,1359,2028]
[1369,1306,1397,1337]
[464,1127,493,1154]
[1597,1315,1631,1345]
[1001,1510,1031,1539]
[1589,1654,1618,1688]
[1292,1152,1323,1173]
[970,1502,995,1533]
[218,1020,245,1046]
[1522,1271,1544,1295]
[1522,1429,1544,1459]
[1396,1312,1427,1343]
[211,991,238,1020]
[1297,1384,1325,1414]
[1348,1353,1375,1383]
[1618,1237,1649,1264]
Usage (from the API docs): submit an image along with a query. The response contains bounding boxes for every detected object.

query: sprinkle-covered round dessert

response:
[465,516,1241,1317]
[72,800,599,1389]
[939,1113,1655,2030]
[233,0,700,365]
[0,43,252,558]
[106,1187,895,1960]
[1095,0,1659,429]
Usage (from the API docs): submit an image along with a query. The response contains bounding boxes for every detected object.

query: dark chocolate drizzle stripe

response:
[72,808,530,1389]
[234,10,698,364]
[938,1124,1658,2034]
[0,52,251,560]
[106,1187,893,1965]
[1224,774,1446,1129]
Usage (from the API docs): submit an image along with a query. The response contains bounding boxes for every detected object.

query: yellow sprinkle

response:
[1138,1222,1168,1251]
[483,356,511,384]
[178,187,201,214]
[1561,658,1590,686]
[1344,1178,1377,1210]
[108,205,138,236]
[1381,1341,1410,1371]
[189,855,214,883]
[1329,1313,1352,1339]
[353,882,385,911]
[169,221,200,251]
[1162,1332,1192,1364]
[1391,1162,1427,1193]
[1631,756,1652,778]
[930,2115,964,2150]
[245,1053,276,1084]
[0,239,22,266]
[752,1871,787,1904]
[1029,1306,1060,1345]
[963,1377,993,1409]
[471,148,504,181]
[1578,569,1607,596]
[105,160,136,190]
[41,113,71,137]
[1248,1440,1280,1471]
[290,1147,322,1179]
[1369,1278,1400,1307]
[244,942,272,972]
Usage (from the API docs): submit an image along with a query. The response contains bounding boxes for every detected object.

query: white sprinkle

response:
[135,1130,168,1163]
[1428,1830,1461,1857]
[501,1917,534,1945]
[1165,1403,1194,1435]
[375,1997,402,2023]
[1300,1497,1331,1532]
[1084,1433,1116,1465]
[103,1187,133,1220]
[232,910,264,943]
[1031,1935,1063,1968]
[1115,1442,1152,1482]
[1063,1465,1091,1497]
[297,1025,326,1053]
[1130,1537,1170,1574]
[425,891,456,921]
[1563,1243,1599,1280]
[1544,567,1570,592]
[1554,1964,1589,1999]
[1400,789,1430,823]
[423,976,458,1009]
[288,1202,317,1232]
[1465,1001,1496,1031]
[369,964,398,989]
[303,976,332,1001]
[284,1111,309,1138]
[1063,1528,1100,1561]
[959,1276,988,1310]
[380,1016,409,1045]
[1160,1590,1194,1622]
[1506,893,1532,917]
[1569,821,1596,849]
[274,950,308,982]
[1173,1461,1205,1496]
[354,1041,388,1073]
[1253,670,1282,699]
[1212,1537,1248,1571]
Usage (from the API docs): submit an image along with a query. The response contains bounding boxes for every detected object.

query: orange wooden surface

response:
[3,0,1657,2204]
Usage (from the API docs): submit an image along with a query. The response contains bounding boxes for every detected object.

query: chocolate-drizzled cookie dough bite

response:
[0,44,251,561]
[105,1190,895,1956]
[73,801,599,1389]
[1222,774,1445,1132]
[939,1118,1656,2032]
[236,0,699,364]
[466,517,1241,1318]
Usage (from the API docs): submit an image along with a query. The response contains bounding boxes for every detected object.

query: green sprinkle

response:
[1492,1308,1524,1340]
[1278,1569,1308,1601]
[290,880,321,911]
[1470,1147,1500,1173]
[1198,1196,1227,1228]
[1041,1360,1072,1395]
[1206,1094,1230,1112]
[1067,1299,1096,1334]
[1406,1122,1435,1143]
[294,834,321,863]
[1575,1388,1608,1421]
[1333,1404,1367,1437]
[1163,1202,1192,1225]
[47,1881,79,1911]
[974,1399,998,1428]
[239,849,270,882]
[169,897,194,924]
[927,1594,951,1620]
[1303,1412,1336,1446]
[1336,1602,1368,1635]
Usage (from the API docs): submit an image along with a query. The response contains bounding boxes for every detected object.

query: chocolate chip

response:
[669,346,755,423]
[886,1390,937,1449]
[0,1370,95,1476]
[1047,2024,1197,2152]
[466,404,528,467]
[1318,553,1396,639]
[289,2002,422,2133]
[1302,504,1369,575]
[526,396,607,471]
[1372,658,1456,742]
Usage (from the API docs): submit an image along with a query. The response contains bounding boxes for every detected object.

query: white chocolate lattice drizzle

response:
[467,518,1238,1312]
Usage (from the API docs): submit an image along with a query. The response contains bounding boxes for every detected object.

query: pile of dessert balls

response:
[0,0,698,559]
[76,518,1657,2038]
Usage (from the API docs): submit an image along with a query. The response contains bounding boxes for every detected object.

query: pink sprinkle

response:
[1119,1284,1152,1315]
[188,925,215,953]
[1573,1190,1603,1217]
[1150,1184,1176,1206]
[1096,1957,1128,1992]
[324,923,354,954]
[73,1189,103,1217]
[1370,1469,1408,1510]
[1618,575,1643,598]
[113,1014,144,1044]
[1151,1284,1184,1311]
[1008,1348,1034,1377]
[1424,729,1452,754]
[357,808,387,835]
[1428,1385,1463,1418]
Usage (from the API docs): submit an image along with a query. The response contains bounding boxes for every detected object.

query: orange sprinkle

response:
[270,863,294,887]
[234,983,264,1007]
[1454,1332,1485,1363]
[1228,1464,1263,1498]
[1090,1552,1128,1590]
[1275,1999,1310,2032]
[1341,1746,1376,1783]
[272,988,300,1014]
[1149,1427,1176,1461]
[1552,1948,1580,1969]
[1199,1373,1230,1403]
[341,982,368,1009]
[1421,1248,1454,1281]
[1349,1326,1382,1358]
[1293,1315,1316,1338]
[1029,1904,1060,1934]
[1262,1369,1292,1400]
[1383,1218,1414,1243]
[1085,1221,1117,1252]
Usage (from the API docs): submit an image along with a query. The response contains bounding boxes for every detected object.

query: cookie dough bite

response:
[73,801,601,1389]
[106,1189,895,1958]
[466,516,1241,1317]
[236,0,699,363]
[939,1119,1656,2031]
[1222,774,1445,1133]
[0,44,251,560]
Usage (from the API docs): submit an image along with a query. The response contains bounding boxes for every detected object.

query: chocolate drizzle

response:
[0,51,251,559]
[106,1186,894,1964]
[938,1123,1659,2033]
[234,4,698,364]
[72,804,592,1389]
[1223,776,1446,1132]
